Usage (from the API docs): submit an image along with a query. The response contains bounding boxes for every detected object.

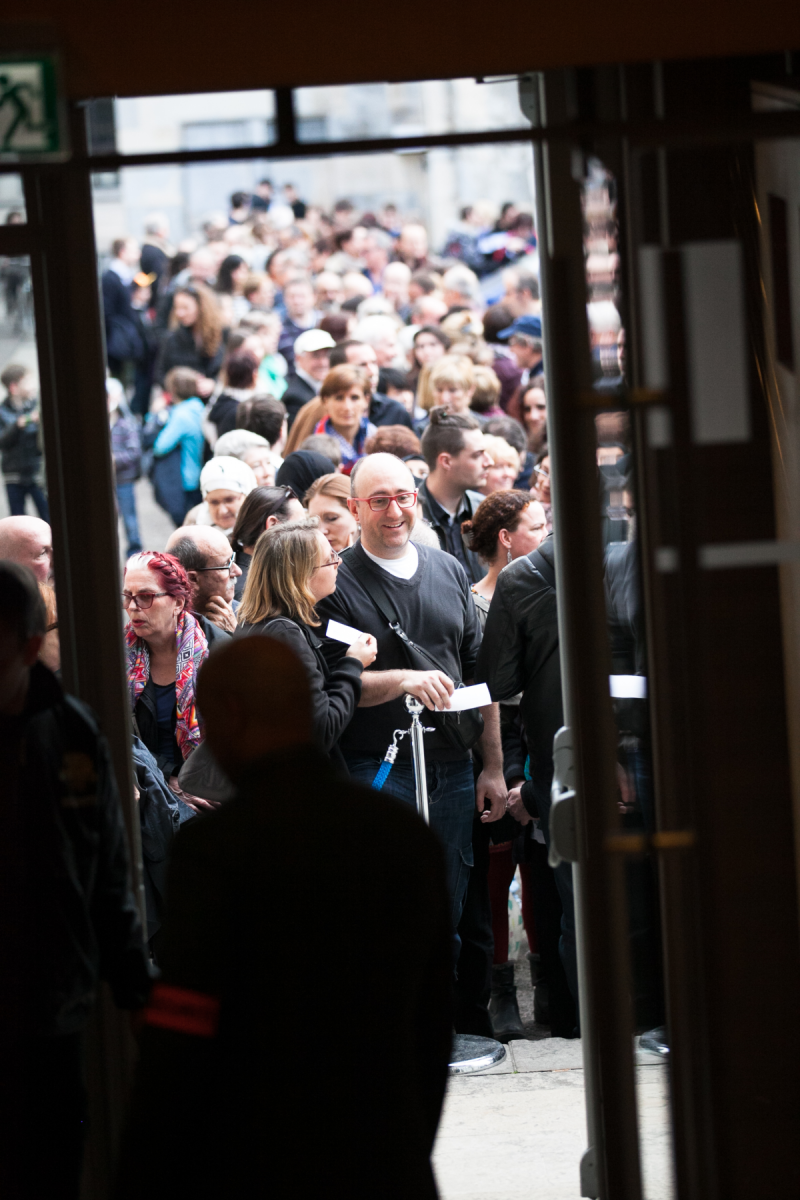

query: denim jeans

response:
[526,838,578,1037]
[346,754,475,960]
[116,482,142,555]
[623,743,665,1029]
[6,481,49,521]
[453,814,494,1035]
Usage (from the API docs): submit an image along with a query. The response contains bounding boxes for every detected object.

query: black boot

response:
[528,952,551,1026]
[489,962,525,1042]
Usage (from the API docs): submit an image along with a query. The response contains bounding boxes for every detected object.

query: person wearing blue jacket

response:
[144,367,206,526]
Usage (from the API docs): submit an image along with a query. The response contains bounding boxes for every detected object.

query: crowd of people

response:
[95,186,550,550]
[93,185,571,1039]
[0,180,656,1196]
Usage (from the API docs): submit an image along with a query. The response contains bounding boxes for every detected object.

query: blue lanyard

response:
[371,727,409,790]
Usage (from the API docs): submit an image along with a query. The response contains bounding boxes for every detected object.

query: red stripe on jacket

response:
[144,982,221,1037]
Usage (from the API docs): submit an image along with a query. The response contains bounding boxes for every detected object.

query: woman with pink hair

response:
[123,552,210,809]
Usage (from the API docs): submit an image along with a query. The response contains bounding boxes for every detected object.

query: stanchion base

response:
[448,1033,506,1075]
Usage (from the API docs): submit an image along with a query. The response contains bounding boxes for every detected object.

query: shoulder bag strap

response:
[348,553,461,683]
[347,553,401,625]
[530,548,556,590]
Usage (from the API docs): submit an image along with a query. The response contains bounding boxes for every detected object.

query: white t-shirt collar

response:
[361,541,419,580]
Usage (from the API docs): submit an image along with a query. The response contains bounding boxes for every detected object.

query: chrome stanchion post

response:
[405,695,431,824]
[403,694,507,1075]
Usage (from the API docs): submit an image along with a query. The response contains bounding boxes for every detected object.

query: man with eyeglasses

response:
[317,453,507,958]
[0,515,53,583]
[165,526,242,643]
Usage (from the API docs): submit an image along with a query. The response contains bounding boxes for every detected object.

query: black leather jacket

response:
[155,324,224,385]
[2,663,150,1036]
[235,615,362,773]
[605,537,649,741]
[475,536,561,818]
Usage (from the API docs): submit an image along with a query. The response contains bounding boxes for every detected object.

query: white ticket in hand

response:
[436,682,491,711]
[326,618,367,645]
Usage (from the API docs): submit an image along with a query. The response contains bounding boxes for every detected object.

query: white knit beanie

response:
[199,456,258,498]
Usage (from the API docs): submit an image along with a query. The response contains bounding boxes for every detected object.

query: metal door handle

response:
[549,786,578,866]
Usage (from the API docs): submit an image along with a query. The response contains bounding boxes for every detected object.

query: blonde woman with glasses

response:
[236,518,376,768]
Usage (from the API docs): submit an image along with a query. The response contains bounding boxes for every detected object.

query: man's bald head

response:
[166,524,232,563]
[197,637,312,778]
[166,525,239,613]
[348,454,417,559]
[350,452,415,498]
[0,517,52,583]
[189,247,215,279]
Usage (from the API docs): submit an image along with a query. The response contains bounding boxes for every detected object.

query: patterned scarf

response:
[125,608,208,760]
[314,415,375,470]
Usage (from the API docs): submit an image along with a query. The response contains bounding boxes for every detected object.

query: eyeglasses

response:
[122,591,168,610]
[195,553,236,573]
[312,550,341,571]
[352,490,418,512]
[533,466,550,480]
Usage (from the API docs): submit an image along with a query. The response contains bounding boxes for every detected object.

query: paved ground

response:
[429,949,675,1200]
[434,1029,674,1200]
[127,476,175,555]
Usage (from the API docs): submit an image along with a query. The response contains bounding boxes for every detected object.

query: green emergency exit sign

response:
[0,55,64,159]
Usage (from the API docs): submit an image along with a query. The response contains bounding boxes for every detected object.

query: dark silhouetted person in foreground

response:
[0,562,150,1200]
[116,636,452,1200]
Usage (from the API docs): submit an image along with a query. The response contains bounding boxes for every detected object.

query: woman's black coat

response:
[156,324,224,385]
[235,614,362,771]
